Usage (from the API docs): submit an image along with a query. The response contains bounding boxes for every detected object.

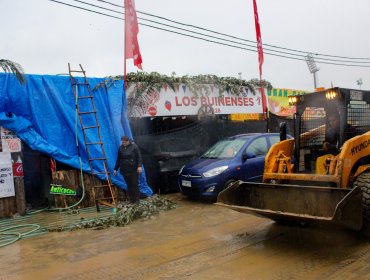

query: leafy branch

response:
[95,72,273,97]
[0,59,26,84]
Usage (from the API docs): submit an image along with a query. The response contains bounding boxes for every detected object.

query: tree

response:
[0,59,25,84]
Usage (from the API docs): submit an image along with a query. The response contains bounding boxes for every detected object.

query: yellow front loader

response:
[217,88,370,232]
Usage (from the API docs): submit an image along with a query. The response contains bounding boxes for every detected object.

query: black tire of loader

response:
[353,171,370,234]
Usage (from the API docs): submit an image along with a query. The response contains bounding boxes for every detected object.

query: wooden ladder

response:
[68,63,116,211]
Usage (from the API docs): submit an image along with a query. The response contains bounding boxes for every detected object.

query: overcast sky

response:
[1,0,370,91]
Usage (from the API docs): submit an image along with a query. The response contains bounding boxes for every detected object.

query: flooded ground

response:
[1,193,370,280]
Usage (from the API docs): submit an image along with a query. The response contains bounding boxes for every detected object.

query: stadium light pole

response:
[305,53,320,89]
[357,78,363,89]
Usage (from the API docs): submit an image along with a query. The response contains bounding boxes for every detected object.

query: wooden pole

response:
[14,177,26,216]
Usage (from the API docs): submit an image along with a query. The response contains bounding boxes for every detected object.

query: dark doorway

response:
[22,142,52,208]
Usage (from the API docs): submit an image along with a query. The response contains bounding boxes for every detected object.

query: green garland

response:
[96,72,273,97]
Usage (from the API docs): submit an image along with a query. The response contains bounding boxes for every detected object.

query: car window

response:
[202,138,246,159]
[269,135,280,146]
[245,137,268,156]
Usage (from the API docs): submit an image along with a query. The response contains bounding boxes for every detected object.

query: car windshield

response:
[202,138,246,159]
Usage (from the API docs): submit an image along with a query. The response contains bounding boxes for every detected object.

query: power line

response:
[74,0,121,15]
[49,0,122,20]
[96,0,121,9]
[69,1,318,62]
[47,0,370,67]
[69,0,370,64]
[95,0,370,61]
[50,0,370,66]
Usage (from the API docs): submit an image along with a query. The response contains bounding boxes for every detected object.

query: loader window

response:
[300,107,326,148]
[298,107,326,172]
[348,101,370,136]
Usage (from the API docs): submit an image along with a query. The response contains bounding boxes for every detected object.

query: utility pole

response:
[305,53,320,89]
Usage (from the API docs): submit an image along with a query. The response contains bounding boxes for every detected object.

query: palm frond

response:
[97,72,273,98]
[0,59,26,84]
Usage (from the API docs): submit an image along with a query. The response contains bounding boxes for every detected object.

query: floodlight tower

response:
[357,78,363,89]
[305,53,320,89]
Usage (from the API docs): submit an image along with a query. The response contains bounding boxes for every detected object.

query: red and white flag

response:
[253,0,263,78]
[125,0,142,70]
[253,0,267,117]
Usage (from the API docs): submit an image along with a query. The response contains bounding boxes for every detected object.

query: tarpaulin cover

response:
[0,73,153,197]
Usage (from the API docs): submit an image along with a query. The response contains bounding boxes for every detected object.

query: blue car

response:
[179,133,288,200]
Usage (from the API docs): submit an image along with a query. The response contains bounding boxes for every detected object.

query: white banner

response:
[127,84,264,117]
[0,152,15,198]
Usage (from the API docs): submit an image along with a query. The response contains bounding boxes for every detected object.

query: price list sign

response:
[0,152,15,198]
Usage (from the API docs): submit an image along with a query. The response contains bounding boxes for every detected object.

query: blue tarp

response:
[0,73,153,197]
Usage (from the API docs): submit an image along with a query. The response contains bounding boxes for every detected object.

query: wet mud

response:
[1,193,370,280]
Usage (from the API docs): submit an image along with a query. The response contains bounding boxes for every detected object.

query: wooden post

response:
[14,177,26,215]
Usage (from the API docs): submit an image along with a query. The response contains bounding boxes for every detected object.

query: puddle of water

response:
[1,193,369,280]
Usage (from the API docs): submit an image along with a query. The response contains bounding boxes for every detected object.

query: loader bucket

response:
[216,181,363,230]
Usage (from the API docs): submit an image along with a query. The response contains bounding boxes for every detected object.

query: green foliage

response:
[97,72,273,97]
[248,78,273,90]
[49,195,177,231]
[0,59,26,84]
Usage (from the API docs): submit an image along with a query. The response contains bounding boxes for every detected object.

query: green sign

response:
[50,184,77,196]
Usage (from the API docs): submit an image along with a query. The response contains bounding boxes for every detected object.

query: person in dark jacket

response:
[323,114,340,151]
[113,136,142,204]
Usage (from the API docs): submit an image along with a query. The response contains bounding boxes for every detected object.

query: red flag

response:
[253,0,267,118]
[253,0,263,78]
[125,0,142,70]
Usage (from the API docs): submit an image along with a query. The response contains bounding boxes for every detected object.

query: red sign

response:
[13,163,23,177]
[148,105,157,116]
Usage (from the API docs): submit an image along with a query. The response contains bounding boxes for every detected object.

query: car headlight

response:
[203,166,228,178]
[179,165,185,175]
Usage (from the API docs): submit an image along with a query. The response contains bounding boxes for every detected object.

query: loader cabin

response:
[290,87,370,175]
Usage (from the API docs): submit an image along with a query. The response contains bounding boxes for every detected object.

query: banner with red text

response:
[267,88,308,116]
[127,84,264,117]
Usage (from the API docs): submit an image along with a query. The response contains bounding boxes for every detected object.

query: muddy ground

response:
[1,193,370,280]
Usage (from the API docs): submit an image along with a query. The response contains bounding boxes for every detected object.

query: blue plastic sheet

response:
[0,73,153,197]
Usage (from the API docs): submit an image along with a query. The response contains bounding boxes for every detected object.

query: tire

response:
[206,180,237,204]
[353,171,370,234]
[224,179,237,190]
